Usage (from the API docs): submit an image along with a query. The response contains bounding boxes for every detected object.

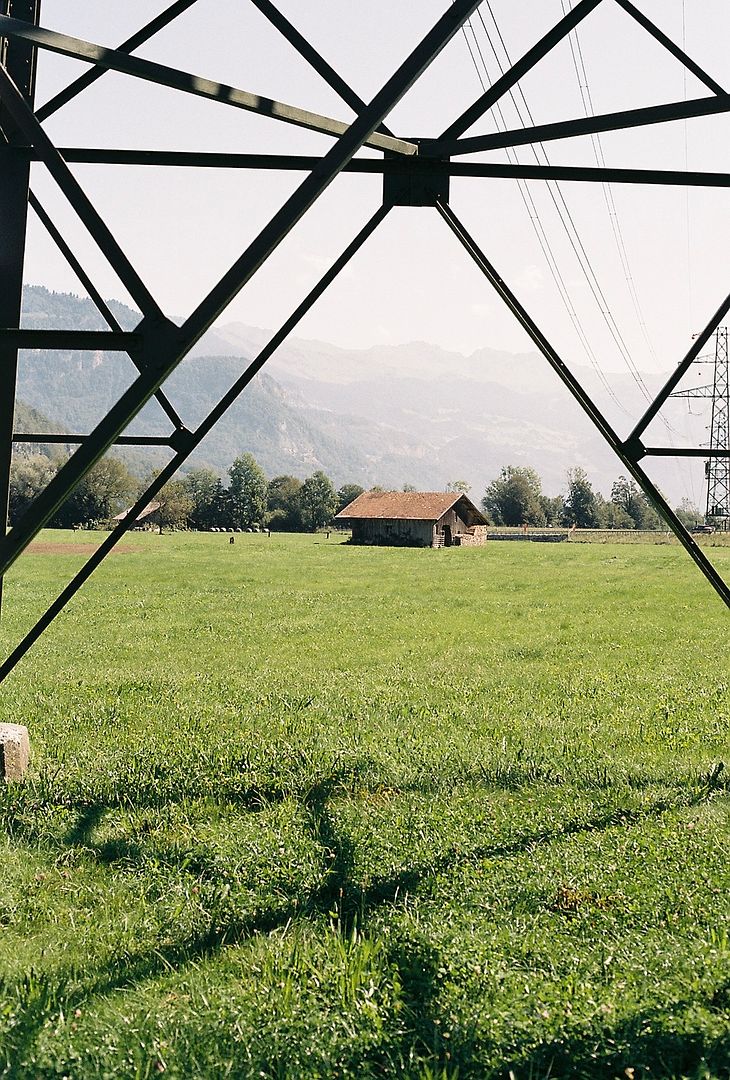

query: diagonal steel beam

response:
[0,61,164,318]
[436,200,730,608]
[28,191,185,432]
[613,0,726,97]
[0,0,483,580]
[248,0,394,138]
[178,0,482,347]
[432,94,730,157]
[28,190,128,333]
[440,0,604,140]
[0,15,416,156]
[0,205,391,682]
[628,290,730,443]
[36,0,201,121]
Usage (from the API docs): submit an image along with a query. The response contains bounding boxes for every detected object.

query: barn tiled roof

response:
[336,491,485,522]
[112,500,161,523]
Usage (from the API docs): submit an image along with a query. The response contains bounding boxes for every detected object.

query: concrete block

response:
[0,723,30,781]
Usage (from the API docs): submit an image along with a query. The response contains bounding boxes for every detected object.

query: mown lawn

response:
[0,531,728,1079]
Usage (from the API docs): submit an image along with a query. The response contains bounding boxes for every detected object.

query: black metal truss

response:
[672,328,730,523]
[0,0,728,683]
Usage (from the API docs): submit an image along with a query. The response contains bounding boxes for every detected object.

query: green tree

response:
[337,483,365,513]
[228,453,267,529]
[210,479,233,530]
[562,467,600,528]
[156,479,193,532]
[267,475,303,531]
[674,498,703,529]
[54,457,136,527]
[182,468,221,530]
[540,494,565,526]
[482,466,545,526]
[610,475,661,530]
[8,454,60,525]
[446,479,470,495]
[596,494,634,529]
[299,470,338,532]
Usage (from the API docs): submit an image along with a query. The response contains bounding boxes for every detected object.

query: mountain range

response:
[15,286,703,502]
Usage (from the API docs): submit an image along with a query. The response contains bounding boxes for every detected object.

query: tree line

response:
[480,465,703,530]
[8,451,702,532]
[8,452,355,533]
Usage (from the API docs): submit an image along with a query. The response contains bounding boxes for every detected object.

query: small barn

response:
[336,491,488,548]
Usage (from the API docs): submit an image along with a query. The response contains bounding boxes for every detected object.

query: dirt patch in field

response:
[24,542,138,556]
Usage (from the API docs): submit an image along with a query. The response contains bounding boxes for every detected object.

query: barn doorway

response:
[443,524,452,547]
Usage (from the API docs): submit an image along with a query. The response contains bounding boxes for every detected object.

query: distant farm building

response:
[336,491,488,548]
[112,501,162,530]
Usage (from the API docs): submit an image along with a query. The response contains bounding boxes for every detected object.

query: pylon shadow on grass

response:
[0,766,724,1075]
[331,980,730,1080]
[497,997,730,1080]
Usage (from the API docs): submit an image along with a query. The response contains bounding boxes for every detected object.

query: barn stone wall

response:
[456,525,487,547]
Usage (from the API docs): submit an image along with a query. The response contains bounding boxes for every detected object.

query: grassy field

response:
[0,531,728,1079]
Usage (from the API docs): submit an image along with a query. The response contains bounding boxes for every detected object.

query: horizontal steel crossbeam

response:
[0,329,141,350]
[12,433,173,446]
[27,190,186,433]
[643,447,730,458]
[13,147,730,188]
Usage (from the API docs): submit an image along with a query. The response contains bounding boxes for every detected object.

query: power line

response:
[462,23,591,357]
[461,2,696,504]
[458,13,630,416]
[561,0,660,374]
[480,1,653,405]
[555,0,693,496]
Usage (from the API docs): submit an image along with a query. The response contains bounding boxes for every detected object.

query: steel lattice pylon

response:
[1,0,729,683]
[707,331,730,524]
[672,327,730,526]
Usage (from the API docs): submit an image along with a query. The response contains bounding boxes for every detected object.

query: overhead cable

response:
[459,12,630,415]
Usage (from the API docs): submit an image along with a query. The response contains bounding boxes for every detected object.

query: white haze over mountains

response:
[197,319,706,504]
[18,287,707,506]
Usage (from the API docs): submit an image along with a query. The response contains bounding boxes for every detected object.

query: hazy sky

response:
[22,1,730,394]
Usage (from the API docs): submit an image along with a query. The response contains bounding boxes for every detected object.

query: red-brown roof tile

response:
[336,491,485,522]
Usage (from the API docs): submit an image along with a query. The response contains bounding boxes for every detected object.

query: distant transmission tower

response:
[672,327,730,529]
